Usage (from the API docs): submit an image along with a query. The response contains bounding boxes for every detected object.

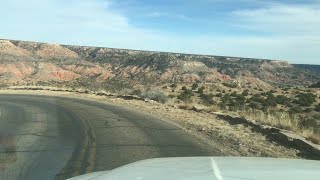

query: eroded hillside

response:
[0,39,319,92]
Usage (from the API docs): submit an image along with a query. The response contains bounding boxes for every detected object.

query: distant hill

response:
[294,64,320,74]
[0,39,319,92]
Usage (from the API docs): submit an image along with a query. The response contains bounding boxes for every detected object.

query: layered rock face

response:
[0,39,319,91]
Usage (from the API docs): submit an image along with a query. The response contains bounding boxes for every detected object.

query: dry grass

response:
[177,104,220,113]
[178,104,190,110]
[238,108,320,145]
[203,105,220,113]
[306,133,320,145]
[301,129,320,144]
[239,109,299,131]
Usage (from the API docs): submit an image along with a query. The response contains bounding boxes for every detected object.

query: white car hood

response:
[69,157,320,180]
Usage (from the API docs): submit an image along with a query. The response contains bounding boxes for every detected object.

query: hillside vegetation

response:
[1,39,320,145]
[0,39,319,92]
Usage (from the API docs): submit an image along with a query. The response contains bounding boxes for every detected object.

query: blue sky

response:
[1,0,320,64]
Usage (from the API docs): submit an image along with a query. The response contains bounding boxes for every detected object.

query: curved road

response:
[0,94,221,180]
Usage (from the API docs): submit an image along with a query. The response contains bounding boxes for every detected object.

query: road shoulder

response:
[0,89,317,160]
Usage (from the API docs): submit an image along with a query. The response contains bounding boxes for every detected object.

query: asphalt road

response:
[0,94,221,180]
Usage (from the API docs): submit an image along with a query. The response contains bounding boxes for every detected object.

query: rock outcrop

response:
[0,39,319,90]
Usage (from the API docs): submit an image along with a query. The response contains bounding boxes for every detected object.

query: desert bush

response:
[221,94,232,104]
[192,83,198,90]
[313,114,320,120]
[231,91,237,97]
[234,94,246,106]
[222,82,237,88]
[315,104,320,112]
[131,89,142,96]
[250,94,264,104]
[182,87,193,95]
[275,95,291,105]
[218,102,227,110]
[197,88,204,94]
[289,106,303,114]
[168,94,176,98]
[200,93,214,99]
[282,87,290,91]
[197,86,205,94]
[299,117,318,129]
[177,92,192,103]
[260,92,267,96]
[293,92,316,107]
[269,89,277,93]
[171,83,177,88]
[249,102,262,109]
[263,95,277,108]
[181,86,187,91]
[304,108,313,113]
[228,105,239,112]
[142,90,168,103]
[178,104,189,110]
[200,93,215,105]
[242,90,249,96]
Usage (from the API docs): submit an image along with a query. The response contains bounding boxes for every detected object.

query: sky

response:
[1,0,320,64]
